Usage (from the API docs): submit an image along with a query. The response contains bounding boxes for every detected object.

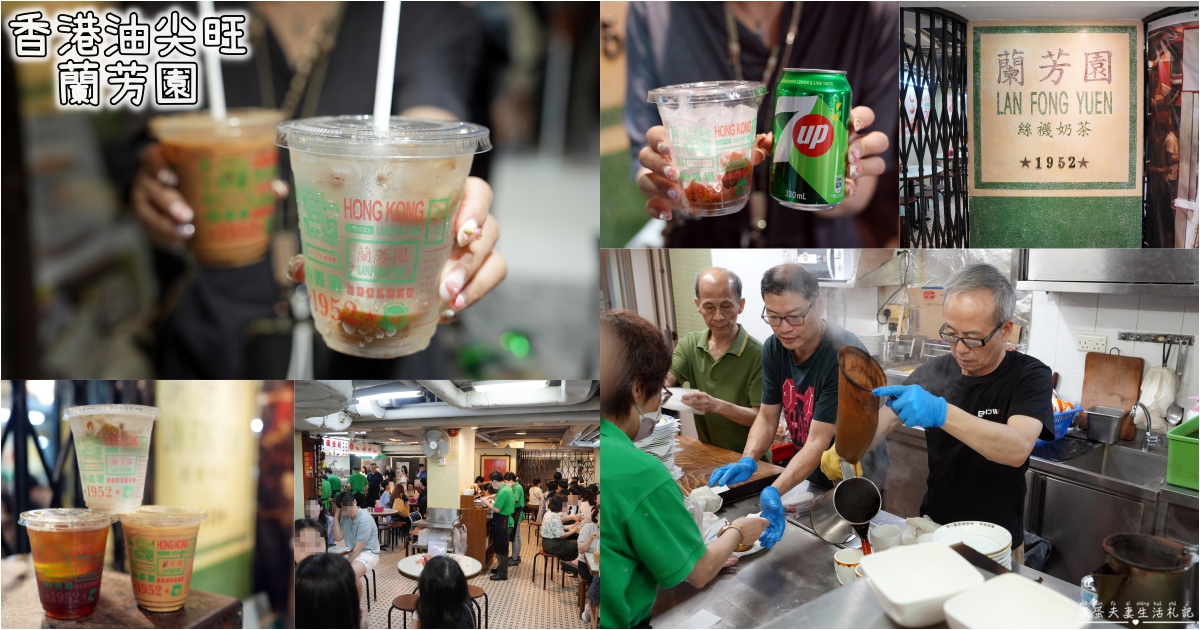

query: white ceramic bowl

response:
[933,521,1012,556]
[860,542,985,627]
[943,572,1085,628]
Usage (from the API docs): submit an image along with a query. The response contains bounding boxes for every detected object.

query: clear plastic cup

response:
[19,509,113,619]
[647,81,768,216]
[119,506,207,612]
[150,108,286,267]
[276,116,491,358]
[64,404,158,515]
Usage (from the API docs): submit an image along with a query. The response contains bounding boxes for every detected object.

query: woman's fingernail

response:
[667,188,679,200]
[169,200,194,223]
[442,309,457,320]
[175,223,195,239]
[849,186,858,197]
[664,166,679,181]
[457,219,480,247]
[850,149,861,162]
[271,179,289,199]
[656,142,670,155]
[851,164,863,179]
[853,118,863,132]
[659,211,672,221]
[157,169,179,187]
[453,294,467,310]
[439,269,466,303]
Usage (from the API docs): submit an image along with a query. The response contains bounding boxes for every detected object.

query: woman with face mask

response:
[600,309,767,629]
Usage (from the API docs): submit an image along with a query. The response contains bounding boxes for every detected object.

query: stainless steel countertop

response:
[758,564,1122,629]
[650,486,934,629]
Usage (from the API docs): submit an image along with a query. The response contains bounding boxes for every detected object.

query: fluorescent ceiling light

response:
[358,390,423,401]
[472,380,548,392]
[515,432,527,435]
[325,432,348,435]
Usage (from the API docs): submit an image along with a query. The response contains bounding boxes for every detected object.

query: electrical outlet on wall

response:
[1077,334,1107,353]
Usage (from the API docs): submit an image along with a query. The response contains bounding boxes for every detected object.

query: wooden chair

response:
[388,594,418,628]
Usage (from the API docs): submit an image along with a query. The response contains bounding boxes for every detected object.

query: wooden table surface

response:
[674,435,785,503]
[1,557,241,629]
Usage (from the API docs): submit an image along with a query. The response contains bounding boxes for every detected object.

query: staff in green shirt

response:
[483,471,515,580]
[600,309,766,629]
[505,471,525,566]
[325,467,341,504]
[319,475,332,510]
[349,467,368,507]
[665,267,764,454]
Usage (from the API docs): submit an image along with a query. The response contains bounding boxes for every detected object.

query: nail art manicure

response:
[175,223,196,238]
[664,166,679,181]
[850,149,861,162]
[853,118,863,132]
[850,164,862,179]
[440,269,466,303]
[457,219,480,247]
[849,186,858,197]
[169,200,194,223]
[157,169,179,187]
[442,309,457,320]
[453,294,467,310]
[667,188,679,200]
[659,212,672,221]
[656,142,670,155]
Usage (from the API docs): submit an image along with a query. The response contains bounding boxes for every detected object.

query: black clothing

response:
[906,351,1055,546]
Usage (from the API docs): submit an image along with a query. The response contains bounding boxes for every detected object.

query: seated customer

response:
[294,518,327,564]
[577,505,601,626]
[295,553,362,629]
[415,555,476,628]
[541,496,581,562]
[330,491,380,600]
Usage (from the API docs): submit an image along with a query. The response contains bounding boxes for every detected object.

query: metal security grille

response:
[900,8,971,248]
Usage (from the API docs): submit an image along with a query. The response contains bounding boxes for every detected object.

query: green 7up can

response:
[770,69,851,210]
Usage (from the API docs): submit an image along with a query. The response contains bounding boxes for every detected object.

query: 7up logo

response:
[791,114,833,157]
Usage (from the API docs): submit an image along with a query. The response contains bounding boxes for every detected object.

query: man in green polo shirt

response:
[665,267,763,454]
[483,471,515,580]
[319,472,332,510]
[505,471,525,566]
[349,466,368,507]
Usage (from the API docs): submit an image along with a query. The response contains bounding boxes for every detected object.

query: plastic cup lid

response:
[276,116,492,158]
[150,108,285,139]
[119,506,208,527]
[63,404,159,422]
[647,80,768,105]
[19,508,113,531]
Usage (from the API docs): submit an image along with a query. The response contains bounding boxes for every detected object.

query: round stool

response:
[388,593,419,629]
[533,549,556,590]
[467,584,488,628]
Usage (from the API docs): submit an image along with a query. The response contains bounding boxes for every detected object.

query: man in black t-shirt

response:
[871,264,1054,566]
[367,464,384,506]
[708,263,889,549]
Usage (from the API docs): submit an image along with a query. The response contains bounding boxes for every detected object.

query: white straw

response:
[373,1,402,130]
[198,1,226,119]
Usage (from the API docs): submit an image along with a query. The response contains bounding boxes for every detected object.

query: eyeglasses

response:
[761,301,814,327]
[939,322,1005,348]
[659,388,673,406]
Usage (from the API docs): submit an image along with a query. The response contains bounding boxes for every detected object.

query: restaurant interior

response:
[294,380,600,628]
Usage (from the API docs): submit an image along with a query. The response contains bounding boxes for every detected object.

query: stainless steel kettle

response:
[1091,534,1197,627]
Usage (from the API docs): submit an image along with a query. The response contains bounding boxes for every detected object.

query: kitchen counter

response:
[650,486,918,629]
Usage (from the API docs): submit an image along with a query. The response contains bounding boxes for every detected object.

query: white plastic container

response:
[943,572,1085,629]
[860,542,984,627]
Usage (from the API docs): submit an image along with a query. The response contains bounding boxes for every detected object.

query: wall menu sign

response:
[322,437,381,456]
[969,21,1143,196]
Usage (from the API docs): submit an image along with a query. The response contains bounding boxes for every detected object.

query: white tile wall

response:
[1028,292,1200,408]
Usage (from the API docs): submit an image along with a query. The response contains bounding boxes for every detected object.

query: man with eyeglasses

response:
[708,263,889,549]
[664,268,764,454]
[869,264,1054,567]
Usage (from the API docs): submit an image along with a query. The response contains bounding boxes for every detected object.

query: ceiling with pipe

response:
[295,380,600,449]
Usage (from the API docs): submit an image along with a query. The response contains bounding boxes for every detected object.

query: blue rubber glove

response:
[708,456,758,487]
[758,486,786,549]
[873,384,948,429]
